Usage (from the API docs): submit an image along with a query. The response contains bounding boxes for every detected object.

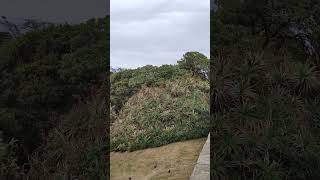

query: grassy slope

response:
[110,138,206,180]
[111,74,209,151]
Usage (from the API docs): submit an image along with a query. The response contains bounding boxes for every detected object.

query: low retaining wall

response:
[190,134,210,180]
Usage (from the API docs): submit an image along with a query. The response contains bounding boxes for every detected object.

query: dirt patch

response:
[110,138,206,180]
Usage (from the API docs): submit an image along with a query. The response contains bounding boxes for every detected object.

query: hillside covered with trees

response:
[0,17,109,179]
[110,52,210,152]
[211,0,320,179]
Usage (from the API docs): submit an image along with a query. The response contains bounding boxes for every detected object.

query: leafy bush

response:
[26,92,108,179]
[0,136,18,179]
[0,16,109,178]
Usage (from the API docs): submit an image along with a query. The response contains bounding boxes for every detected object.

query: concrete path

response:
[190,134,210,180]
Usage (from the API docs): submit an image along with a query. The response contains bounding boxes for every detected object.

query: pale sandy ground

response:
[110,138,206,180]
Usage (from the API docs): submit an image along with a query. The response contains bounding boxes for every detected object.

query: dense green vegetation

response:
[110,52,210,151]
[111,65,188,117]
[0,17,109,179]
[211,0,320,179]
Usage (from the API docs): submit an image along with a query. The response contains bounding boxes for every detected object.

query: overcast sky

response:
[0,0,108,24]
[111,0,210,69]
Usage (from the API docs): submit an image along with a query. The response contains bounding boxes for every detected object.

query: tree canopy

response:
[178,51,209,79]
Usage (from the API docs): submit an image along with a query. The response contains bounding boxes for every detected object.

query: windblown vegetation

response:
[111,52,210,152]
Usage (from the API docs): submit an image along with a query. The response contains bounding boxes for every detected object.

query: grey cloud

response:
[111,0,210,68]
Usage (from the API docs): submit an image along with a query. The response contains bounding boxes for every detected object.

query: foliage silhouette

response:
[211,1,320,179]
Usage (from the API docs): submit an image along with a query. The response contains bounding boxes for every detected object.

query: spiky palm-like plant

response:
[211,55,234,112]
[290,63,320,98]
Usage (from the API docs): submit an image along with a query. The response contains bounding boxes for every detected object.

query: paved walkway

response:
[190,134,210,180]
